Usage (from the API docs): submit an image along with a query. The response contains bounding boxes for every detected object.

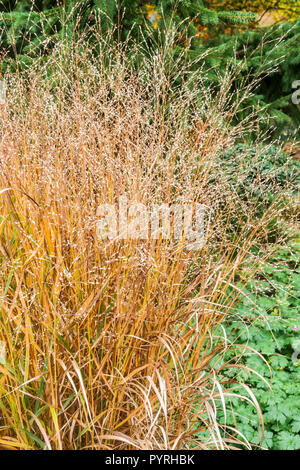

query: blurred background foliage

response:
[211,0,300,21]
[0,1,299,138]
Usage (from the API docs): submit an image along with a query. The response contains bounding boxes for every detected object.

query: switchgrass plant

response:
[0,27,295,450]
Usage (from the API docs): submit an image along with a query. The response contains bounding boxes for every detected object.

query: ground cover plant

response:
[222,241,300,450]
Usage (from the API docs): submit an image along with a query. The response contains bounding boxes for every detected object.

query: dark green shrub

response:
[220,144,299,206]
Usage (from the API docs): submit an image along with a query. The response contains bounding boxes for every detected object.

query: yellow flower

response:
[145,4,160,29]
[145,4,156,17]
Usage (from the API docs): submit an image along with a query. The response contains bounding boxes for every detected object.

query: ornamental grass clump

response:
[0,27,294,449]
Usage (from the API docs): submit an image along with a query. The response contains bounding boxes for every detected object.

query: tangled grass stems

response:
[0,28,295,450]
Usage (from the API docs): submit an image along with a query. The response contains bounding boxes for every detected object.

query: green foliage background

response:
[216,144,300,449]
[223,242,300,449]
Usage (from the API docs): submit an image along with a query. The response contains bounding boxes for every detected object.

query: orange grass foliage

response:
[0,31,280,449]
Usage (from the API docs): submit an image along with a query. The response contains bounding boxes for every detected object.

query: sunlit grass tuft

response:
[0,28,293,450]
